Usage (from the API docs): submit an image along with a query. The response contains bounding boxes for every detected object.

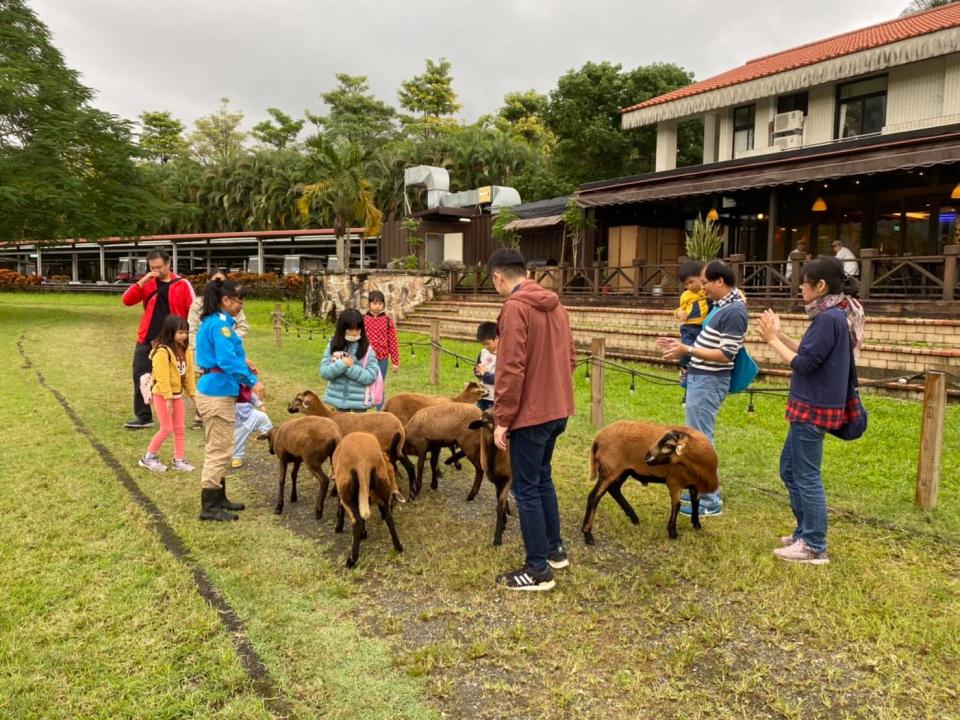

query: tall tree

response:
[398,58,462,124]
[298,138,382,269]
[309,74,396,149]
[0,0,164,241]
[139,111,187,163]
[251,107,304,149]
[189,97,247,165]
[496,90,554,147]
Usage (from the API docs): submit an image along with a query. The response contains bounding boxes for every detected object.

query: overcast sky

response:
[30,0,909,133]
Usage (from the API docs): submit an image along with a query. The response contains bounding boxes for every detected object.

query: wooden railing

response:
[447,245,960,302]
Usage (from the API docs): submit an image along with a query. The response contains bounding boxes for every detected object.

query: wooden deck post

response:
[859,248,878,300]
[916,371,947,510]
[590,337,605,428]
[729,254,745,288]
[273,303,282,348]
[430,319,440,386]
[473,263,480,295]
[942,245,959,302]
[788,249,804,298]
[632,258,644,297]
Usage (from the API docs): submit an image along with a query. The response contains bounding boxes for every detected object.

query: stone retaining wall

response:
[304,271,445,321]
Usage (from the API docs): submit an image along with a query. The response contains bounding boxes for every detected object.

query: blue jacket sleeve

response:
[214,330,258,387]
[345,348,379,386]
[320,342,347,380]
[481,370,495,384]
[791,314,842,376]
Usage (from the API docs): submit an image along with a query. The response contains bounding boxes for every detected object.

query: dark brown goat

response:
[582,422,719,543]
[467,410,512,546]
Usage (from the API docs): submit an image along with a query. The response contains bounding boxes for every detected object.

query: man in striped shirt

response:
[657,260,748,516]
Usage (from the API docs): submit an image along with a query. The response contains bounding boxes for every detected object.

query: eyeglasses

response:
[225,296,245,306]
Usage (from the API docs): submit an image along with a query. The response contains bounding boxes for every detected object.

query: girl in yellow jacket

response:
[139,315,197,472]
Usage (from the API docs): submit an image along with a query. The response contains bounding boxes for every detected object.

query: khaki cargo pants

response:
[196,393,236,490]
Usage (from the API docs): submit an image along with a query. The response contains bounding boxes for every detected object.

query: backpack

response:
[703,304,758,394]
[361,351,384,408]
[139,372,154,405]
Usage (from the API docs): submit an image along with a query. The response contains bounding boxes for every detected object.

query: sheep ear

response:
[301,396,311,408]
[257,432,270,441]
[467,420,483,430]
[675,442,685,456]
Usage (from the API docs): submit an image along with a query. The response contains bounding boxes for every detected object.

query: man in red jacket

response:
[490,248,577,591]
[121,249,195,429]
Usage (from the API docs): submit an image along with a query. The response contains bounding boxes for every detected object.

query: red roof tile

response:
[623,5,960,113]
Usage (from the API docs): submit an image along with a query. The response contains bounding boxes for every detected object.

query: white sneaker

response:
[172,459,195,472]
[138,456,167,472]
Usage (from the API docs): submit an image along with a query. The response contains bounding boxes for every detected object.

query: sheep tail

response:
[588,440,598,484]
[358,464,372,520]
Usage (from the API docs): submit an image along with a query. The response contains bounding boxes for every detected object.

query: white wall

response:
[717,111,734,162]
[804,84,835,145]
[885,57,947,132]
[655,120,678,172]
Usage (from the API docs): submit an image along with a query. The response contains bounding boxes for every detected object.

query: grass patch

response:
[1,292,958,719]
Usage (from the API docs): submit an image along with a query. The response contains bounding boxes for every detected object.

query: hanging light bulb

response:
[454,355,460,369]
[747,392,756,413]
[629,376,636,393]
[951,183,960,200]
[584,362,591,382]
[812,196,828,212]
[705,208,720,222]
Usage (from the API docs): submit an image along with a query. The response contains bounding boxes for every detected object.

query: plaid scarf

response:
[806,293,865,358]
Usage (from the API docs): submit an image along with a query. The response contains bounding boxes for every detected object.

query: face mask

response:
[344,332,361,343]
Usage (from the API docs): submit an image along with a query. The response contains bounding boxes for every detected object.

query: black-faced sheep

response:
[404,403,484,501]
[258,416,342,518]
[581,423,719,543]
[332,432,405,568]
[287,390,417,496]
[467,409,512,546]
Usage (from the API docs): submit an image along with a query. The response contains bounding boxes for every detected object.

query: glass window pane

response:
[734,105,754,128]
[839,75,887,99]
[904,199,933,255]
[875,201,901,255]
[937,207,957,252]
[863,95,886,134]
[838,101,863,138]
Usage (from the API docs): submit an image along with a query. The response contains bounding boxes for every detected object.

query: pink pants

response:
[148,395,186,459]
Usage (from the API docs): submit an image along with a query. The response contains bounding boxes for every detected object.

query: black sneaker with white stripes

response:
[548,545,570,570]
[496,566,555,592]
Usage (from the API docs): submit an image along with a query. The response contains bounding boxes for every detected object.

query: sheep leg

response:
[608,477,640,525]
[688,486,701,530]
[274,459,288,515]
[378,504,404,554]
[290,459,301,503]
[397,455,417,501]
[346,519,365,568]
[415,450,427,497]
[428,443,442,490]
[493,486,509,546]
[335,501,345,533]
[444,447,466,469]
[581,476,613,545]
[667,484,682,540]
[314,466,332,520]
[466,458,483,502]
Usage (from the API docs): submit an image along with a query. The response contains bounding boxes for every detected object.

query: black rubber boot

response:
[218,478,246,512]
[200,488,238,521]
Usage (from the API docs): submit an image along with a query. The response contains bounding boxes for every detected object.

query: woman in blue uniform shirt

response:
[195,278,264,521]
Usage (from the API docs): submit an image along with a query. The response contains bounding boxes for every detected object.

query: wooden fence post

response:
[729,254,745,288]
[942,245,959,302]
[788,250,804,298]
[591,337,605,428]
[273,303,282,348]
[430,319,440,386]
[916,371,946,510]
[859,248,878,300]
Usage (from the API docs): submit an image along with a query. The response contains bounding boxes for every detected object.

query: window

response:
[836,75,887,139]
[777,92,808,115]
[733,104,755,154]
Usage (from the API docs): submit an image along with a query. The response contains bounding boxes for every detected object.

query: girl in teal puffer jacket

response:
[320,308,380,411]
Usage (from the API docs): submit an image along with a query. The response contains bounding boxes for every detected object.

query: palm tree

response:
[298,138,382,270]
[901,0,956,14]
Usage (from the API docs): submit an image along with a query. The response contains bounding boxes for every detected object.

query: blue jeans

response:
[376,358,389,411]
[779,422,828,553]
[679,325,701,372]
[684,371,730,509]
[477,399,494,412]
[233,408,273,459]
[508,418,567,575]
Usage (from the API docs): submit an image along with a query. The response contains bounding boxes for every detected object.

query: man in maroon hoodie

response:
[121,249,195,429]
[490,248,577,591]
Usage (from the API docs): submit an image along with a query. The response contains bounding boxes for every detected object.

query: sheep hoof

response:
[273,506,283,515]
[394,544,404,554]
[315,510,323,520]
[453,462,462,471]
[668,530,679,540]
[465,492,477,502]
[335,526,344,534]
[345,556,356,568]
[493,537,503,547]
[630,516,640,526]
[583,531,595,545]
[290,495,298,503]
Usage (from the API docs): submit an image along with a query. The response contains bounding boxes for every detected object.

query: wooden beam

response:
[916,371,946,510]
[590,337,605,428]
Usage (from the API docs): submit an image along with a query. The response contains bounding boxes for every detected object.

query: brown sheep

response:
[287,390,416,496]
[467,410,512,546]
[382,381,486,426]
[404,403,484,501]
[258,416,342,519]
[582,422,719,543]
[331,432,405,568]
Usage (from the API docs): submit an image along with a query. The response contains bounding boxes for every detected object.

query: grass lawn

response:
[1,292,958,720]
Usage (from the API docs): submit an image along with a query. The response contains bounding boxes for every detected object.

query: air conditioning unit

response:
[773,110,804,134]
[774,133,803,150]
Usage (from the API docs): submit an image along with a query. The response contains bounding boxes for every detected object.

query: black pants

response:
[132,342,153,422]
